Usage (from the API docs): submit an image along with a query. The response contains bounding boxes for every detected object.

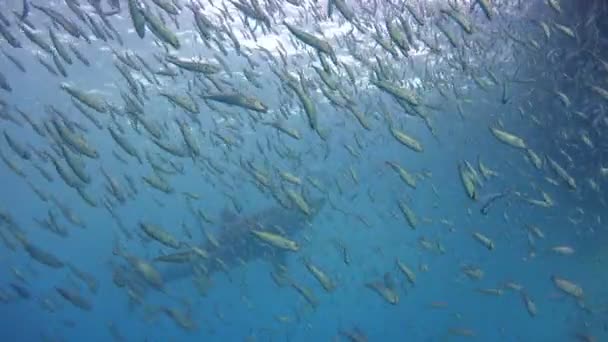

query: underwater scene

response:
[0,0,606,341]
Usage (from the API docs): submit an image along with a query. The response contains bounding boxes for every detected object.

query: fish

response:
[0,21,21,48]
[398,199,417,229]
[154,198,326,285]
[202,93,268,113]
[546,156,576,190]
[31,4,83,39]
[290,280,319,308]
[390,127,423,152]
[550,246,575,255]
[303,258,336,292]
[60,83,108,114]
[480,191,510,215]
[373,79,421,106]
[386,161,417,189]
[141,6,180,49]
[396,258,416,286]
[366,281,399,305]
[3,130,30,159]
[476,0,493,20]
[15,233,64,269]
[472,232,495,250]
[19,22,54,53]
[127,0,146,38]
[48,27,73,65]
[552,276,583,298]
[251,229,299,251]
[283,21,337,64]
[56,286,92,311]
[162,307,197,331]
[0,0,602,338]
[490,126,527,149]
[441,7,473,34]
[1,49,26,73]
[165,55,220,74]
[140,222,183,249]
[459,163,477,201]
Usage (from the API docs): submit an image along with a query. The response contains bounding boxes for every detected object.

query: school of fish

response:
[0,0,607,341]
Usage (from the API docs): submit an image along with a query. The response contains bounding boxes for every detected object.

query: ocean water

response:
[0,0,606,341]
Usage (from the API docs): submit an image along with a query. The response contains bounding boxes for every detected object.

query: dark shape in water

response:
[156,198,326,285]
[90,0,121,17]
[10,283,30,299]
[21,0,30,20]
[55,286,92,311]
[480,190,511,215]
[22,241,64,269]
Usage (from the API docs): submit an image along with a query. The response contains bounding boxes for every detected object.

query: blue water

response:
[0,0,605,341]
